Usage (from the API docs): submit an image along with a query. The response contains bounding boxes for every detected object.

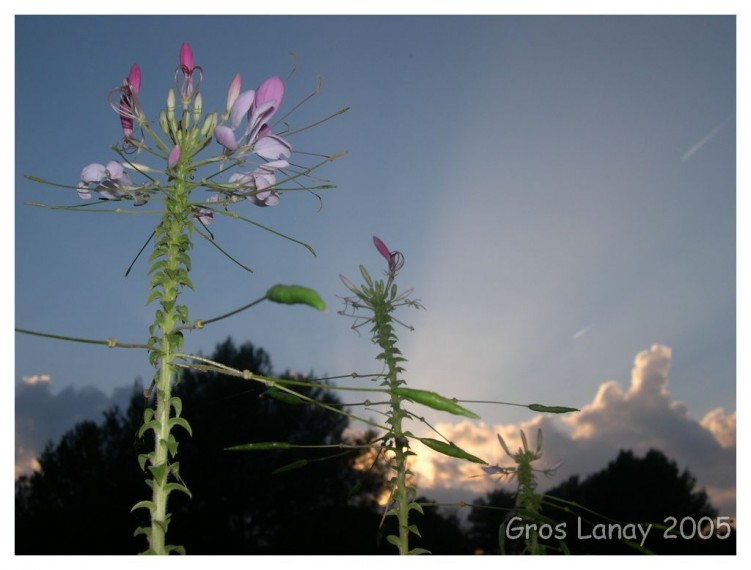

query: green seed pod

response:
[392,387,481,419]
[527,404,579,414]
[266,284,326,311]
[272,459,308,474]
[225,442,293,451]
[418,437,487,464]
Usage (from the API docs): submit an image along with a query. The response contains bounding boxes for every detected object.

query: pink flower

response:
[77,160,147,205]
[214,75,291,160]
[373,236,404,277]
[115,64,141,139]
[176,42,201,101]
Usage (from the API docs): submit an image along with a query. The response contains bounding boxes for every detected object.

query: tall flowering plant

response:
[21,42,345,554]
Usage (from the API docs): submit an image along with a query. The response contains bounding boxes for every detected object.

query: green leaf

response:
[408,524,422,537]
[264,388,303,405]
[165,545,186,555]
[386,534,402,548]
[169,396,183,418]
[137,419,161,440]
[408,502,425,515]
[145,289,163,305]
[137,453,152,472]
[133,526,151,539]
[131,500,156,514]
[169,416,193,437]
[148,463,168,486]
[418,437,488,464]
[225,442,293,451]
[392,388,481,419]
[528,404,579,414]
[166,435,179,458]
[265,284,326,311]
[407,547,431,555]
[164,482,192,499]
[272,459,308,474]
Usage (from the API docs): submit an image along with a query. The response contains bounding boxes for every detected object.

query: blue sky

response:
[13,15,737,513]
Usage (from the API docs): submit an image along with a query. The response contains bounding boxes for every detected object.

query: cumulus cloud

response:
[15,379,137,478]
[410,345,735,516]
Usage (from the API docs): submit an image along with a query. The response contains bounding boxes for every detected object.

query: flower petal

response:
[214,125,239,151]
[105,161,125,180]
[81,163,106,183]
[372,236,393,263]
[253,135,292,160]
[168,145,181,168]
[253,76,284,120]
[230,89,255,129]
[179,42,195,72]
[226,73,242,112]
[128,64,141,94]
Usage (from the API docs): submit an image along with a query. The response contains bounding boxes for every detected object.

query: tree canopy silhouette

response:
[468,448,734,554]
[16,338,390,554]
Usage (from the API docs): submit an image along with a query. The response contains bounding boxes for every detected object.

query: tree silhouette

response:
[16,338,389,554]
[468,449,735,554]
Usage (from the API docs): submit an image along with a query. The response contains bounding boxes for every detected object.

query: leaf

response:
[265,284,326,311]
[407,547,431,555]
[164,482,192,499]
[272,459,308,474]
[165,545,186,555]
[131,500,156,514]
[148,463,168,486]
[169,416,193,437]
[408,524,422,537]
[137,419,161,440]
[137,453,152,472]
[386,534,402,547]
[225,442,293,451]
[169,396,183,418]
[527,404,579,414]
[264,388,303,405]
[418,437,488,464]
[392,388,481,419]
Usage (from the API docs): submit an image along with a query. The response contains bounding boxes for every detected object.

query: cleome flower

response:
[373,235,405,278]
[77,161,148,205]
[214,75,291,160]
[109,64,143,147]
[227,160,289,207]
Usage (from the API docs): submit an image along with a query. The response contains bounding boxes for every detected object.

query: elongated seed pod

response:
[527,404,579,414]
[392,387,480,419]
[266,284,326,311]
[225,442,293,451]
[418,437,487,464]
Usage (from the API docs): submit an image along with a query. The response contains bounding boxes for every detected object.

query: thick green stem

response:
[140,163,194,555]
[373,292,411,555]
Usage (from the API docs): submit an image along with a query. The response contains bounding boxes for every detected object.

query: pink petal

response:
[373,236,393,263]
[214,126,239,151]
[128,64,141,94]
[253,135,292,160]
[179,42,195,71]
[168,145,181,168]
[253,76,284,120]
[226,73,242,111]
[230,90,255,129]
[81,163,106,183]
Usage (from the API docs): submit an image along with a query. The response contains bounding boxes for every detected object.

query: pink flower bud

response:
[168,145,181,169]
[128,64,141,94]
[227,73,242,112]
[179,42,195,72]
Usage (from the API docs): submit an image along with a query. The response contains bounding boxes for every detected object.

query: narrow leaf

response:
[131,500,156,513]
[272,459,308,474]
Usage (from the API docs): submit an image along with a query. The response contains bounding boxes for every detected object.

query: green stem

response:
[141,161,194,555]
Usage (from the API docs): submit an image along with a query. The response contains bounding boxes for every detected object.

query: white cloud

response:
[409,344,735,516]
[22,374,52,386]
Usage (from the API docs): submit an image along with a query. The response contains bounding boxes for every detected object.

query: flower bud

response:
[167,89,176,122]
[168,145,181,169]
[159,110,169,136]
[193,92,203,122]
[200,112,217,138]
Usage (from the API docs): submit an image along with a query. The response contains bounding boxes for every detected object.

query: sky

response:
[11,12,739,520]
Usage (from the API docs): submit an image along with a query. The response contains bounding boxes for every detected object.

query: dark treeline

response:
[15,338,734,554]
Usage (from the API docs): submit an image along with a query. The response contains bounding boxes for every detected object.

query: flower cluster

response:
[78,42,297,211]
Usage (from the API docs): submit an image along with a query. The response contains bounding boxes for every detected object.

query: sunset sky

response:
[12,13,738,516]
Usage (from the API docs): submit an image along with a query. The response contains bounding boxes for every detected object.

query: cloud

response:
[15,380,137,478]
[410,344,735,516]
[22,374,52,386]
